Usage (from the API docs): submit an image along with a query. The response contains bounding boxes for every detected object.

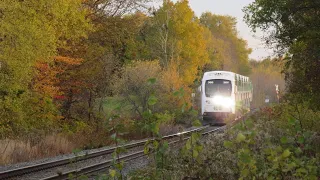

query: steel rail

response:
[41,125,227,180]
[0,125,209,180]
[2,109,257,180]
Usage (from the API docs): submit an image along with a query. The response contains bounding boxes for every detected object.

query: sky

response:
[154,0,274,60]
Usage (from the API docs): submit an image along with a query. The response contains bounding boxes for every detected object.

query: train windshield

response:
[205,79,232,97]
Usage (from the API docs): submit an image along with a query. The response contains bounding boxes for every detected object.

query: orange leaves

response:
[32,56,84,99]
[54,56,83,66]
[161,61,183,92]
[160,61,192,108]
[33,61,61,98]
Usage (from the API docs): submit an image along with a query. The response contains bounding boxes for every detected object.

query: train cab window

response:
[205,79,232,97]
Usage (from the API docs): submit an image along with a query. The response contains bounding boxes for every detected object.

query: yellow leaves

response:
[161,0,209,85]
[109,169,116,177]
[200,12,252,75]
[160,62,182,91]
[0,0,91,91]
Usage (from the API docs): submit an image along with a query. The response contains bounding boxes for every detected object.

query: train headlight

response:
[223,98,234,108]
[212,96,234,108]
[212,95,224,104]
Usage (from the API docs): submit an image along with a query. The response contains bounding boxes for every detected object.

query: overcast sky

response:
[154,0,273,60]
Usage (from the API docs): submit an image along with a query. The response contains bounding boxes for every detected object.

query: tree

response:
[146,0,210,85]
[243,0,320,110]
[0,0,91,137]
[200,12,252,75]
[85,0,152,20]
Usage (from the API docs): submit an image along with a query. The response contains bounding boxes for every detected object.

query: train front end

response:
[201,71,236,125]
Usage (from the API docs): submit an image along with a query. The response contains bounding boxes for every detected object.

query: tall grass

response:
[0,135,75,165]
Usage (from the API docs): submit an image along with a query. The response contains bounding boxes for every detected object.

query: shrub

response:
[113,60,194,125]
[130,104,320,179]
[158,62,194,124]
[113,60,162,117]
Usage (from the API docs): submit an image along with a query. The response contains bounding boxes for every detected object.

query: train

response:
[198,71,253,125]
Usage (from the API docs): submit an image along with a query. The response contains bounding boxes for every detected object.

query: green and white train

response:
[199,71,253,125]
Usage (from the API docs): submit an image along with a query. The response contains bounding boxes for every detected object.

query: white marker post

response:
[275,84,279,103]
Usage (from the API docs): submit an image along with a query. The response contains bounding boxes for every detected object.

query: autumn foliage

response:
[0,0,252,150]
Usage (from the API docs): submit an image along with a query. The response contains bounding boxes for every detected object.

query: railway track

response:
[1,110,256,180]
[42,125,227,180]
[0,125,211,180]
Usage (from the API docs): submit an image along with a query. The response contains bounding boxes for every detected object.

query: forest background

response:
[0,0,284,164]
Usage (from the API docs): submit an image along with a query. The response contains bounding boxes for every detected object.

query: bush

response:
[113,60,162,117]
[113,60,195,125]
[130,104,320,179]
[158,62,194,124]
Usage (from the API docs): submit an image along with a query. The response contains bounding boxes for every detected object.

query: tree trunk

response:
[88,90,92,122]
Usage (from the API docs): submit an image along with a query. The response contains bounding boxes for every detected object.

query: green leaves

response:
[133,103,320,179]
[186,140,192,150]
[239,149,252,164]
[72,148,82,155]
[144,141,151,154]
[191,133,200,143]
[245,120,254,129]
[183,131,203,161]
[282,149,291,158]
[297,136,305,144]
[193,149,199,158]
[288,118,296,126]
[240,169,250,177]
[147,78,157,85]
[244,0,320,109]
[147,95,158,106]
[144,136,169,172]
[153,140,159,149]
[115,161,124,170]
[173,91,180,97]
[280,136,288,144]
[192,120,202,127]
[236,133,246,143]
[223,141,233,148]
[173,88,185,99]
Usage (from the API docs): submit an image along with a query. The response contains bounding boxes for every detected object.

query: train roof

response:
[203,71,250,82]
[203,70,233,75]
